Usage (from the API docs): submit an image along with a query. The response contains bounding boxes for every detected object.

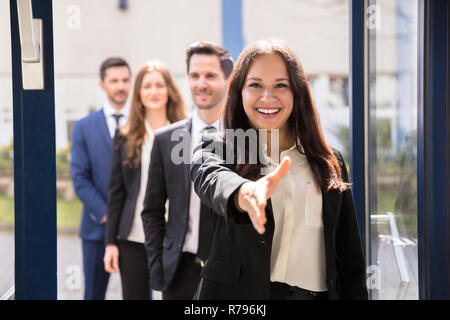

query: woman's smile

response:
[255,107,282,117]
[242,54,293,131]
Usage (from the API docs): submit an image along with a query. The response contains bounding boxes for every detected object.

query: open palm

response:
[236,157,291,234]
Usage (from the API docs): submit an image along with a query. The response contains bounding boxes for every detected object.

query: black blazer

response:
[105,134,142,245]
[141,118,211,291]
[190,133,368,300]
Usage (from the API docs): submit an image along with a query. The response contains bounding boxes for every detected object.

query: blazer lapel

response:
[98,109,112,150]
[184,118,193,195]
[121,141,141,200]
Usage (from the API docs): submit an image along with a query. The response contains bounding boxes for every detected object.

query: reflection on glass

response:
[367,0,418,300]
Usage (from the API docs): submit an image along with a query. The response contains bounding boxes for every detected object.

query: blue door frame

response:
[417,0,450,300]
[349,0,367,250]
[10,0,57,299]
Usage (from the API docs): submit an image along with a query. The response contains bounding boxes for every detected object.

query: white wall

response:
[243,0,349,75]
[0,0,353,150]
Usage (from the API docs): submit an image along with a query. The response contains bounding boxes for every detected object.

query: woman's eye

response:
[249,83,262,88]
[275,83,289,88]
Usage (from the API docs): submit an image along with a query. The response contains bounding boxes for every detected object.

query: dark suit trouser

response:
[82,239,110,300]
[162,253,202,300]
[117,240,152,300]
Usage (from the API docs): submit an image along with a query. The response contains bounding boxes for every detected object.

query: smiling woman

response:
[104,60,186,300]
[225,40,347,188]
[242,54,294,149]
[191,39,368,300]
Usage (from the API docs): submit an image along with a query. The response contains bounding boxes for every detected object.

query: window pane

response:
[367,0,419,300]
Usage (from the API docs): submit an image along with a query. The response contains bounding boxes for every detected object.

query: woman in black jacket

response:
[104,60,186,299]
[191,39,368,300]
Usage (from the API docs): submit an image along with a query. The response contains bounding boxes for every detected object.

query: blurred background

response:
[0,0,419,300]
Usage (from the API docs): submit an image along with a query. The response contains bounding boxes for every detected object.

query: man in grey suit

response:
[141,42,233,299]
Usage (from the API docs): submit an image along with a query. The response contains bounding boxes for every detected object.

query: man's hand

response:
[236,157,291,234]
[104,244,119,273]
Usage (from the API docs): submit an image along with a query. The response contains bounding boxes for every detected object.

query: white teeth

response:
[257,108,280,114]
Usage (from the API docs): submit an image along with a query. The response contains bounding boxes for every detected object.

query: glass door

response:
[366,0,419,300]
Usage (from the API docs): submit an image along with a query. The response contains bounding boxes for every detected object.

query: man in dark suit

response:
[70,57,131,300]
[141,42,234,299]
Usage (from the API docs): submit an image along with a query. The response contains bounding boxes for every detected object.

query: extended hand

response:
[236,157,291,234]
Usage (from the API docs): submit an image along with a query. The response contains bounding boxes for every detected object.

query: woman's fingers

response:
[252,201,267,234]
[246,194,266,234]
[237,182,267,234]
[265,156,291,196]
[247,156,291,234]
[255,195,267,225]
[267,156,291,183]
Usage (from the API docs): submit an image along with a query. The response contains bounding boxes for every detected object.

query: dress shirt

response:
[103,102,130,138]
[264,143,328,292]
[183,110,221,254]
[127,121,155,243]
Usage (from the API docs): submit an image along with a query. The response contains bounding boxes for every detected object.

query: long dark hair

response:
[122,60,187,167]
[224,39,348,192]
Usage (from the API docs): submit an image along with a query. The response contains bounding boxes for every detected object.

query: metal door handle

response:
[16,0,44,90]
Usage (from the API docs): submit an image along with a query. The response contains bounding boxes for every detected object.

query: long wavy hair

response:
[224,39,349,192]
[121,60,187,167]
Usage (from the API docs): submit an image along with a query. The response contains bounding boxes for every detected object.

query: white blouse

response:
[264,143,327,292]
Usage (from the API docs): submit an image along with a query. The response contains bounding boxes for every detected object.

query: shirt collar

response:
[192,108,221,133]
[144,120,153,138]
[262,138,304,166]
[103,100,130,118]
[144,119,170,140]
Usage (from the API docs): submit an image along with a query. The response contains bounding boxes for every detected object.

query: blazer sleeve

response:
[190,131,251,224]
[334,149,369,299]
[70,120,108,225]
[104,135,127,245]
[141,133,167,290]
